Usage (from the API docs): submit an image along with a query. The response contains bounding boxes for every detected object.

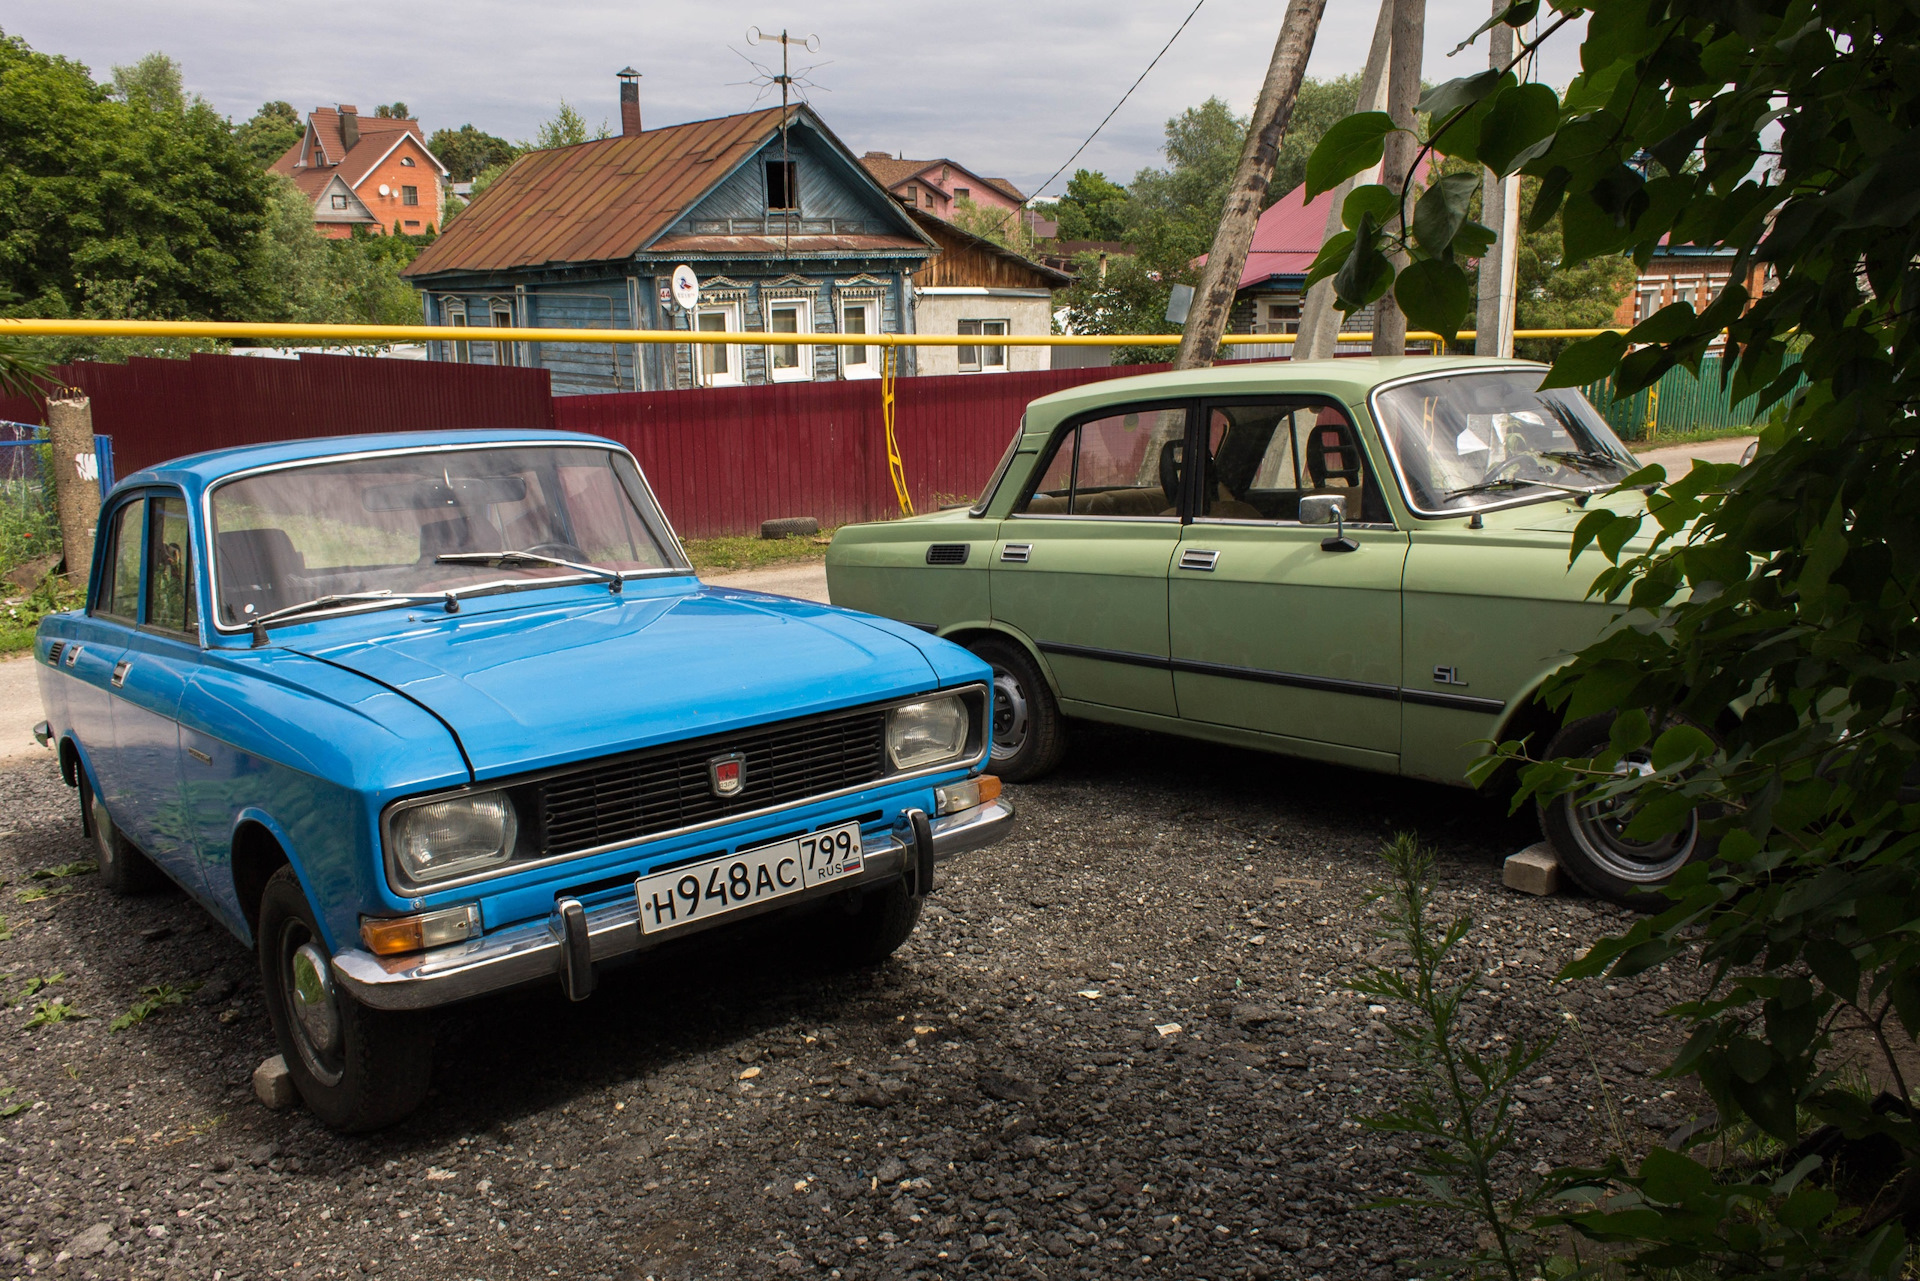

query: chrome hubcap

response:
[1569,754,1697,883]
[283,931,345,1084]
[990,668,1030,760]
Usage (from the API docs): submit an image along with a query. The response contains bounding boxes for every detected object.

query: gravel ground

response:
[0,725,1706,1280]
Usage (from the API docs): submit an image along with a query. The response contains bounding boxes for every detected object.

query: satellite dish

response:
[378,183,391,196]
[671,265,700,311]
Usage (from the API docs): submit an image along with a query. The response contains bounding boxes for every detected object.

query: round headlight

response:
[392,792,517,886]
[886,695,969,771]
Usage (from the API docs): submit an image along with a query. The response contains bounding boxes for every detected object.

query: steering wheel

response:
[520,541,590,562]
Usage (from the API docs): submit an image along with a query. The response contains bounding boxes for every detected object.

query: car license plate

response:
[635,821,865,935]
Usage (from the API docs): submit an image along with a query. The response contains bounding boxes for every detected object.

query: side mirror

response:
[1299,493,1358,553]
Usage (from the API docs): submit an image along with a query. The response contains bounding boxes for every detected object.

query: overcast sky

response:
[8,1,1586,196]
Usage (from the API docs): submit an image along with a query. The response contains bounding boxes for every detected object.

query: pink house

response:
[859,153,1026,222]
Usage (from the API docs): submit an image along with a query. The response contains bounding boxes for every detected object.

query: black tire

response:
[257,867,432,1131]
[1537,713,1715,908]
[968,636,1066,783]
[816,881,924,969]
[79,770,165,895]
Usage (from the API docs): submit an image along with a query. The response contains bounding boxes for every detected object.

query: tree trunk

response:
[45,394,101,583]
[1474,5,1522,359]
[1372,0,1427,357]
[1173,0,1330,370]
[1293,0,1397,362]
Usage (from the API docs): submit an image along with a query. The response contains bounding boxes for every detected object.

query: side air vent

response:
[46,641,64,666]
[925,543,970,566]
[1000,543,1032,564]
[1178,548,1220,572]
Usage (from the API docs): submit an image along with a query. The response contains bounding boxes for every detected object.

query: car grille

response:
[537,708,891,856]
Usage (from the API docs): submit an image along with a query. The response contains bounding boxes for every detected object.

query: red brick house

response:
[858,153,1025,223]
[270,105,449,238]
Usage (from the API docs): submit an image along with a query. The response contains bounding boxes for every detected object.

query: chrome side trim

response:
[333,797,1014,1011]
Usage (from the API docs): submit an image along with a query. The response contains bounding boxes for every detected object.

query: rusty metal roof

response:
[649,232,926,256]
[407,106,912,279]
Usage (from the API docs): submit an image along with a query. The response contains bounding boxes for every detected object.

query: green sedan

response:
[826,356,1694,904]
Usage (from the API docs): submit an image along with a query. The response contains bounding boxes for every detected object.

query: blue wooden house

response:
[403,96,937,394]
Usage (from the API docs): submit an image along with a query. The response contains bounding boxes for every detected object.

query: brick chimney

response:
[617,68,641,136]
[338,104,359,151]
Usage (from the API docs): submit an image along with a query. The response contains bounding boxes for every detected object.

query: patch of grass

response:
[15,885,66,903]
[30,862,95,880]
[682,531,835,576]
[1632,423,1760,449]
[110,982,201,1032]
[1,571,82,657]
[24,998,83,1027]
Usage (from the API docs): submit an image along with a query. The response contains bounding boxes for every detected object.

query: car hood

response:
[293,583,943,779]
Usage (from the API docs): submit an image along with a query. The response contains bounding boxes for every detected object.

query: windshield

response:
[1371,369,1638,515]
[209,444,682,629]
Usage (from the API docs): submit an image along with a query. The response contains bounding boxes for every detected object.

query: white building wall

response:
[911,288,1053,377]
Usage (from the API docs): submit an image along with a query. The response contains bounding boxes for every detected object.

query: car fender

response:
[223,805,343,952]
[62,734,101,817]
[934,620,1063,700]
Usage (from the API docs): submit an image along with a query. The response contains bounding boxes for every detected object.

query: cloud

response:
[8,0,1585,196]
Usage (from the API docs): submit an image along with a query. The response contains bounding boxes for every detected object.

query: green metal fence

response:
[1582,352,1801,442]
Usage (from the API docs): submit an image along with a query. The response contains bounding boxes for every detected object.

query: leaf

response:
[1417,69,1508,123]
[1638,1147,1716,1204]
[1778,1184,1839,1232]
[1526,167,1571,232]
[1452,221,1497,258]
[1477,82,1561,176]
[1341,183,1396,232]
[1392,259,1473,340]
[1305,112,1395,199]
[1447,0,1538,55]
[1539,332,1628,389]
[1303,229,1355,289]
[1412,171,1481,258]
[1331,212,1394,313]
[1803,939,1861,1005]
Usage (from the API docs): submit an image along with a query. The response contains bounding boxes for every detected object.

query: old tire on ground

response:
[819,881,924,969]
[1537,713,1714,909]
[80,770,165,895]
[257,867,432,1131]
[760,516,820,539]
[968,636,1066,783]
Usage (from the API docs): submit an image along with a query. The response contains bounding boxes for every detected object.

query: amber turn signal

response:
[360,905,480,956]
[933,773,1002,816]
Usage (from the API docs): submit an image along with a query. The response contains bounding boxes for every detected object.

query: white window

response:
[957,319,1008,373]
[840,301,879,379]
[694,304,742,387]
[444,302,469,363]
[1634,284,1664,324]
[766,300,814,382]
[400,156,416,167]
[1260,300,1299,334]
[330,193,349,210]
[1673,276,1703,311]
[490,299,516,366]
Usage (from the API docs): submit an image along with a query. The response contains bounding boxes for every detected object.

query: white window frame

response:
[1634,283,1665,324]
[694,302,743,387]
[838,299,880,380]
[765,298,815,383]
[443,299,469,363]
[489,297,516,367]
[957,319,1009,374]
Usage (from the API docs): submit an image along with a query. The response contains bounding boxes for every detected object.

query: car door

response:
[70,496,142,810]
[989,402,1187,717]
[109,492,205,894]
[1167,396,1410,767]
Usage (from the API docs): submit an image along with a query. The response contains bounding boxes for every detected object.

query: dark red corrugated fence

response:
[0,351,1169,537]
[0,353,554,477]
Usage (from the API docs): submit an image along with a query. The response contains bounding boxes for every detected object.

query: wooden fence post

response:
[45,393,101,582]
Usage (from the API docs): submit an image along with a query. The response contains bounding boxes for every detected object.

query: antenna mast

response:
[746,27,820,258]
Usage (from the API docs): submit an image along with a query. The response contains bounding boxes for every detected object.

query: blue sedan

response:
[31,430,1013,1130]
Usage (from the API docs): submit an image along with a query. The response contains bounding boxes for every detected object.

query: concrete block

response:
[252,1055,297,1110]
[760,516,819,540]
[1503,843,1562,896]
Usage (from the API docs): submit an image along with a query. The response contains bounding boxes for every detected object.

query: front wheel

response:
[257,867,432,1131]
[1537,713,1714,908]
[968,637,1066,782]
[79,771,165,895]
[815,881,923,969]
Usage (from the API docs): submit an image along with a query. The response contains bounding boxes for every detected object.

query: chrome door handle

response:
[110,660,131,688]
[1178,549,1219,572]
[1000,543,1032,564]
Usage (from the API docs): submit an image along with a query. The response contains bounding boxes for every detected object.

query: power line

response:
[1028,0,1209,204]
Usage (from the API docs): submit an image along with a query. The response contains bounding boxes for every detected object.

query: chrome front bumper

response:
[332,798,1014,1011]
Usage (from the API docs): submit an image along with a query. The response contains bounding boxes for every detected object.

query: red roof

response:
[270,108,444,203]
[1204,163,1434,290]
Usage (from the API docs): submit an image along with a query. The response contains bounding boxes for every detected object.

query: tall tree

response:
[427,124,514,182]
[1124,97,1248,267]
[1049,169,1130,243]
[372,102,410,119]
[108,51,184,114]
[531,100,608,150]
[235,100,303,167]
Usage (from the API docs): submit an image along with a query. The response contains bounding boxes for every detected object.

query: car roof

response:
[1020,355,1546,434]
[109,429,624,496]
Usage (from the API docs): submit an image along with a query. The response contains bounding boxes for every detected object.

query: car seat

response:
[215,528,304,621]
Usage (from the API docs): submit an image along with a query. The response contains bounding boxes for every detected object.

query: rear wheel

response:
[79,771,164,895]
[257,867,432,1131]
[1538,713,1713,908]
[968,637,1065,782]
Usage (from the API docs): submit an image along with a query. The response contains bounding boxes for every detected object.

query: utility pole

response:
[45,392,100,582]
[1293,0,1395,361]
[1372,0,1426,357]
[1474,1,1522,358]
[1173,0,1329,370]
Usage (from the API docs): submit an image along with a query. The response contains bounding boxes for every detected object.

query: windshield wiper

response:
[247,590,461,647]
[1444,477,1602,502]
[1533,448,1632,474]
[435,549,625,595]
